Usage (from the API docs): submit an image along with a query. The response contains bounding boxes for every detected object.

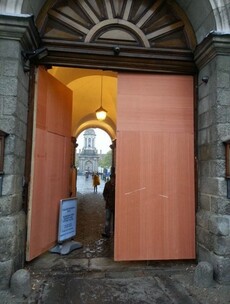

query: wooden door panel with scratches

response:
[115,74,195,261]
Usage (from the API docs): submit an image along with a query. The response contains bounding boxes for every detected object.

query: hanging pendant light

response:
[95,75,107,121]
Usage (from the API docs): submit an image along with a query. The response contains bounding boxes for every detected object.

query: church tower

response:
[83,128,96,151]
[78,129,100,174]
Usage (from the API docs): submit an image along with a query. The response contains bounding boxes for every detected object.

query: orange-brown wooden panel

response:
[36,67,72,136]
[46,75,72,136]
[26,67,72,261]
[28,130,71,258]
[115,73,195,261]
[117,74,194,134]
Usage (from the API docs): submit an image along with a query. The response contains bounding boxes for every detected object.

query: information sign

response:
[58,197,77,242]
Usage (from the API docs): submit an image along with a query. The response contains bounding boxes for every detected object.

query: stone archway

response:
[0,0,230,286]
[30,0,198,73]
[1,0,230,38]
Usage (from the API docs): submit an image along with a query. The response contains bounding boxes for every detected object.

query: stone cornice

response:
[0,14,41,50]
[195,32,230,69]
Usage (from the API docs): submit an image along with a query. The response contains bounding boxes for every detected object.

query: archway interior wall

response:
[47,67,117,139]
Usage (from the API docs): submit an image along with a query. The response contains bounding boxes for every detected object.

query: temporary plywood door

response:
[26,67,72,261]
[115,74,195,261]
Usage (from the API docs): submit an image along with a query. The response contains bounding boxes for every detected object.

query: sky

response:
[76,128,112,154]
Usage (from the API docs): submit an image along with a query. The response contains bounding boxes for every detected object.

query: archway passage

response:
[25,0,196,262]
[26,66,195,262]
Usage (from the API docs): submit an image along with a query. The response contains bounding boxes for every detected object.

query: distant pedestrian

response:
[101,174,115,238]
[92,172,100,193]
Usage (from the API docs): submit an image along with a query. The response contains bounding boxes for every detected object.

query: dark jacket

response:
[103,179,115,211]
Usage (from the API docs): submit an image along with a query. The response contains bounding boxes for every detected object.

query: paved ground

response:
[1,175,230,303]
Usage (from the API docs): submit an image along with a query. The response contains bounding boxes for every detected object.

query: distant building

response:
[77,129,102,174]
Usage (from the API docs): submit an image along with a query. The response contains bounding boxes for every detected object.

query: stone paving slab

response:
[39,272,200,304]
[22,257,229,304]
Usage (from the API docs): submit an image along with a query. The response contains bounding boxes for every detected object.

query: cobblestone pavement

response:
[2,175,229,303]
[73,175,114,259]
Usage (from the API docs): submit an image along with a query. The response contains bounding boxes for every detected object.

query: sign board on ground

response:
[58,197,77,242]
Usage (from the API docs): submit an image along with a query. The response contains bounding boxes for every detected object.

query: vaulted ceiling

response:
[49,67,117,139]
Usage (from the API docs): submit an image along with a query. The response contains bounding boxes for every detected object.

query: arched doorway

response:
[24,1,197,261]
[1,0,230,283]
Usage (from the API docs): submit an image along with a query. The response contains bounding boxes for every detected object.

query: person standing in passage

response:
[92,172,100,193]
[101,174,115,238]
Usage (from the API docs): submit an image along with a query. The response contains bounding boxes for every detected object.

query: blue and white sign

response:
[58,197,77,242]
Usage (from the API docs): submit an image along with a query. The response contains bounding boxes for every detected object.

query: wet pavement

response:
[1,175,230,303]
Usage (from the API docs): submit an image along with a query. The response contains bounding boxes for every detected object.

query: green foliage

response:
[99,150,112,168]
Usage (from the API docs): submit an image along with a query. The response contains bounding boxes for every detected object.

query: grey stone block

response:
[196,210,210,228]
[209,160,225,177]
[4,134,16,154]
[0,116,16,134]
[0,216,16,238]
[2,60,19,77]
[0,41,20,59]
[0,237,16,257]
[0,260,13,289]
[2,95,17,115]
[217,73,230,89]
[197,235,230,283]
[0,76,18,96]
[200,177,226,197]
[217,89,230,106]
[16,102,28,124]
[194,261,214,287]
[2,174,16,196]
[216,106,230,123]
[209,215,229,236]
[217,57,230,73]
[212,254,230,283]
[217,124,230,141]
[196,226,214,252]
[211,197,230,215]
[200,194,211,211]
[198,96,209,115]
[10,269,31,298]
[200,160,211,177]
[0,195,22,216]
[214,235,230,255]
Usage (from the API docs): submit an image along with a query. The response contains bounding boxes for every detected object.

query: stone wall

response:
[195,33,230,283]
[0,14,39,289]
[0,38,28,289]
